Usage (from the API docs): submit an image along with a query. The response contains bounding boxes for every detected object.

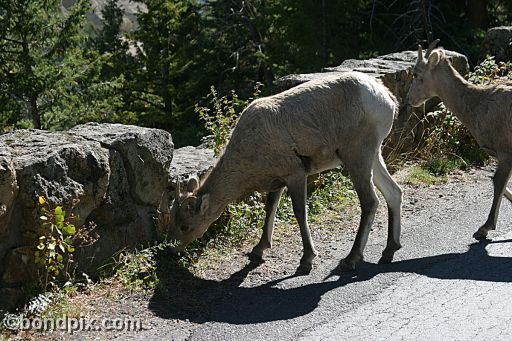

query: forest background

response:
[1,0,511,147]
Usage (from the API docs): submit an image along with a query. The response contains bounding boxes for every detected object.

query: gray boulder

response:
[480,26,512,62]
[0,123,175,308]
[169,145,216,185]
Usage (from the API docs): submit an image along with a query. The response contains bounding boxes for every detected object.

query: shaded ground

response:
[6,165,512,340]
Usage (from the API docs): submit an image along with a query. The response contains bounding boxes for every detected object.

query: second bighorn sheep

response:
[170,72,403,273]
[408,40,512,240]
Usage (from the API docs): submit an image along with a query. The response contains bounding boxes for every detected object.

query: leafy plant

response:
[416,104,488,177]
[34,196,77,291]
[467,56,512,85]
[195,83,263,155]
[113,242,173,291]
[220,193,266,244]
[308,168,357,218]
[418,104,480,161]
[424,156,466,176]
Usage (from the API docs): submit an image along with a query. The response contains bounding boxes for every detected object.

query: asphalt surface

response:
[53,166,512,341]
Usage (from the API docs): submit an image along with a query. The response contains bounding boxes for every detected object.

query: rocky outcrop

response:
[63,0,144,32]
[0,123,175,308]
[276,50,469,157]
[480,26,512,62]
[169,145,215,184]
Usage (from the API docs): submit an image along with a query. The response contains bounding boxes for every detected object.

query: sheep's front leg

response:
[287,176,317,274]
[474,155,512,240]
[251,187,285,259]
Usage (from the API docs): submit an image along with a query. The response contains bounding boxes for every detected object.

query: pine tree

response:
[128,0,202,140]
[96,0,125,55]
[0,0,123,130]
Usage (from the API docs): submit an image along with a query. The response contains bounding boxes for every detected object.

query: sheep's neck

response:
[197,158,245,224]
[433,61,482,133]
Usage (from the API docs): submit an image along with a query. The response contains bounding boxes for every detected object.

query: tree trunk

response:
[30,95,41,129]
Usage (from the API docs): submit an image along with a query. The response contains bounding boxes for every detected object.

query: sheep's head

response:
[169,177,211,249]
[407,39,444,107]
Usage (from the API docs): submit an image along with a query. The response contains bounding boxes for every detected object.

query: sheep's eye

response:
[181,225,190,232]
[413,73,418,79]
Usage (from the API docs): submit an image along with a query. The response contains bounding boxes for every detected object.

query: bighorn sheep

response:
[408,40,512,240]
[170,72,403,273]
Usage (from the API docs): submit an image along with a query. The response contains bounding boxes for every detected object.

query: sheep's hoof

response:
[296,250,317,275]
[473,229,489,240]
[378,255,393,264]
[295,263,312,275]
[339,253,363,271]
[247,251,265,264]
[379,245,400,264]
[250,241,271,258]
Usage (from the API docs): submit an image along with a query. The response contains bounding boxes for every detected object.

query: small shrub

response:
[467,56,512,85]
[419,104,479,160]
[32,196,98,294]
[34,196,78,291]
[195,83,263,156]
[196,193,266,250]
[114,246,160,291]
[424,156,466,176]
[308,168,356,217]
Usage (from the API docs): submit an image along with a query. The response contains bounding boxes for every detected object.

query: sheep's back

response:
[224,72,397,176]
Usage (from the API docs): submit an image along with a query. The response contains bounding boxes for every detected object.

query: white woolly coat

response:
[206,72,398,197]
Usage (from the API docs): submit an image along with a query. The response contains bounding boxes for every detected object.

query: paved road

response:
[70,167,512,341]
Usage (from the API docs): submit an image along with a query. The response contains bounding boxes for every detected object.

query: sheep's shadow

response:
[149,239,512,324]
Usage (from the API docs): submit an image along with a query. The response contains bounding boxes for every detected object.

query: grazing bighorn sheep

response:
[170,72,403,273]
[408,40,512,240]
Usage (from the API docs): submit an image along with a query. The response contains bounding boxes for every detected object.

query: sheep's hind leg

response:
[372,152,403,264]
[474,155,512,240]
[250,188,285,260]
[339,153,379,271]
[287,176,318,274]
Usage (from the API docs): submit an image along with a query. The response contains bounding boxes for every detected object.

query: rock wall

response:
[0,123,175,308]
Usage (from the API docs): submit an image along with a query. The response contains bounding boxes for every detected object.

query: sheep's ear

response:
[199,194,210,215]
[186,176,200,193]
[427,50,441,68]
